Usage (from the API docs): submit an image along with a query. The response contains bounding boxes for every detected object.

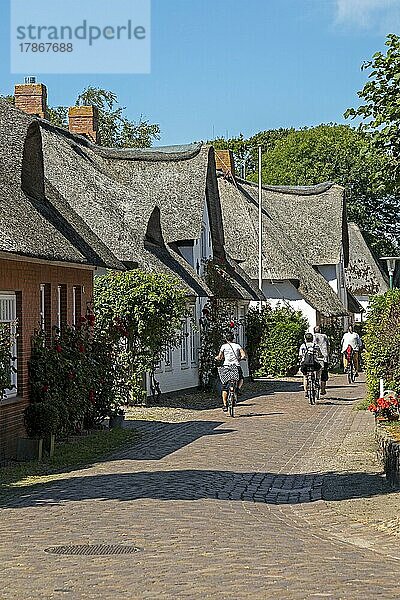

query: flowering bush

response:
[28,315,118,436]
[368,394,399,419]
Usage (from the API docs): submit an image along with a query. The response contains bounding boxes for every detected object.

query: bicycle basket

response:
[217,365,240,384]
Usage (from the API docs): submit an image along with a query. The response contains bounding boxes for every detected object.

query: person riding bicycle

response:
[313,326,330,395]
[299,333,324,398]
[215,332,246,412]
[341,325,361,377]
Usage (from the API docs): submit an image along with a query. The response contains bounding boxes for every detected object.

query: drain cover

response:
[45,544,141,556]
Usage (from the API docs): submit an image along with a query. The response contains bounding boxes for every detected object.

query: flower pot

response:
[109,415,125,429]
[16,437,43,461]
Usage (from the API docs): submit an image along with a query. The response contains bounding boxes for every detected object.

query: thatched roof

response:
[238,178,348,267]
[205,255,265,301]
[97,143,225,256]
[346,222,388,296]
[39,121,211,298]
[0,99,121,268]
[218,176,347,317]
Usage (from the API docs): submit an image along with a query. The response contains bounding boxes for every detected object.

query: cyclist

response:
[299,333,324,398]
[341,325,362,377]
[313,326,330,395]
[215,332,246,412]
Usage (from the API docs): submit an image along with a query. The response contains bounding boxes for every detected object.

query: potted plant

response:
[109,407,125,429]
[368,392,399,422]
[18,401,60,460]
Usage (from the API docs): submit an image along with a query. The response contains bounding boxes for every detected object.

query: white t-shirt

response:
[220,342,242,366]
[341,332,361,353]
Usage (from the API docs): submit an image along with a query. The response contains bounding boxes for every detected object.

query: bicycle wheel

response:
[347,361,354,384]
[308,373,316,405]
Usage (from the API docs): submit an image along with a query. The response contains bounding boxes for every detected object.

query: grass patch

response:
[0,428,139,505]
[354,397,370,411]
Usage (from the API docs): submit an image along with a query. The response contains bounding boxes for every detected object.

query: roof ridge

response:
[235,176,337,196]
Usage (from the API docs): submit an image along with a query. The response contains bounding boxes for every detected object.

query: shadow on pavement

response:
[122,420,230,460]
[3,469,394,510]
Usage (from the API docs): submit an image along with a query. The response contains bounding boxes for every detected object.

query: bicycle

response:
[344,347,356,384]
[217,365,240,418]
[305,368,320,405]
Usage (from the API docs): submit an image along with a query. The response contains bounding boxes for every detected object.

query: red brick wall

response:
[0,258,93,459]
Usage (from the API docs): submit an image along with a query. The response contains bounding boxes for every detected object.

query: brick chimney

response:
[14,81,48,120]
[68,106,99,143]
[215,149,235,178]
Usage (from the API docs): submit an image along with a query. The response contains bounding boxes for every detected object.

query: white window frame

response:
[180,318,189,367]
[39,284,45,332]
[190,305,198,365]
[238,305,246,348]
[72,286,77,327]
[57,285,62,331]
[0,293,17,399]
[164,345,173,372]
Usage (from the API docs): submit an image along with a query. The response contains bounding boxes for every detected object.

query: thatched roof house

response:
[218,176,347,317]
[346,222,388,296]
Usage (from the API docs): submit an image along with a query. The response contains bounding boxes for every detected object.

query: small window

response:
[39,283,51,341]
[57,285,67,333]
[164,345,173,371]
[190,306,198,365]
[72,286,82,327]
[0,293,17,399]
[180,319,189,366]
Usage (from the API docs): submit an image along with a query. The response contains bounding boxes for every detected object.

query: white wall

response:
[148,298,204,394]
[250,280,316,331]
[317,264,337,293]
[354,295,369,322]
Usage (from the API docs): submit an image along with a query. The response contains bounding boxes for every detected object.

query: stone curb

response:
[376,424,400,488]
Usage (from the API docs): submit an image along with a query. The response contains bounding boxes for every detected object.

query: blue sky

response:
[1,0,399,145]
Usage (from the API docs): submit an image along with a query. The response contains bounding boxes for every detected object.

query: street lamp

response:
[380,256,400,289]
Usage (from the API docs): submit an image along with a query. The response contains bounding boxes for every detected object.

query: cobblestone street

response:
[1,375,400,599]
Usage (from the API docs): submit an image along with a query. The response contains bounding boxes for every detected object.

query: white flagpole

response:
[258,145,262,295]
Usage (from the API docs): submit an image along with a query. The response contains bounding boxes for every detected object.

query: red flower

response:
[55,344,62,353]
[229,320,235,328]
[89,389,95,404]
[78,344,85,353]
[42,384,49,393]
[87,314,95,326]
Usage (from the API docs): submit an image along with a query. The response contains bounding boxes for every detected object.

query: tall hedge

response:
[364,290,400,400]
[246,305,308,377]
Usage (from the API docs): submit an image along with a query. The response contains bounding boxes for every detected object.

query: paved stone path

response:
[1,375,400,599]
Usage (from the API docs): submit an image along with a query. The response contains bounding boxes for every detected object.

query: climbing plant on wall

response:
[94,270,188,404]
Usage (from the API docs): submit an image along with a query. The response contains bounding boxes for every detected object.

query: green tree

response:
[94,270,188,404]
[210,128,292,178]
[76,86,160,148]
[1,87,161,148]
[345,34,400,192]
[247,124,398,256]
